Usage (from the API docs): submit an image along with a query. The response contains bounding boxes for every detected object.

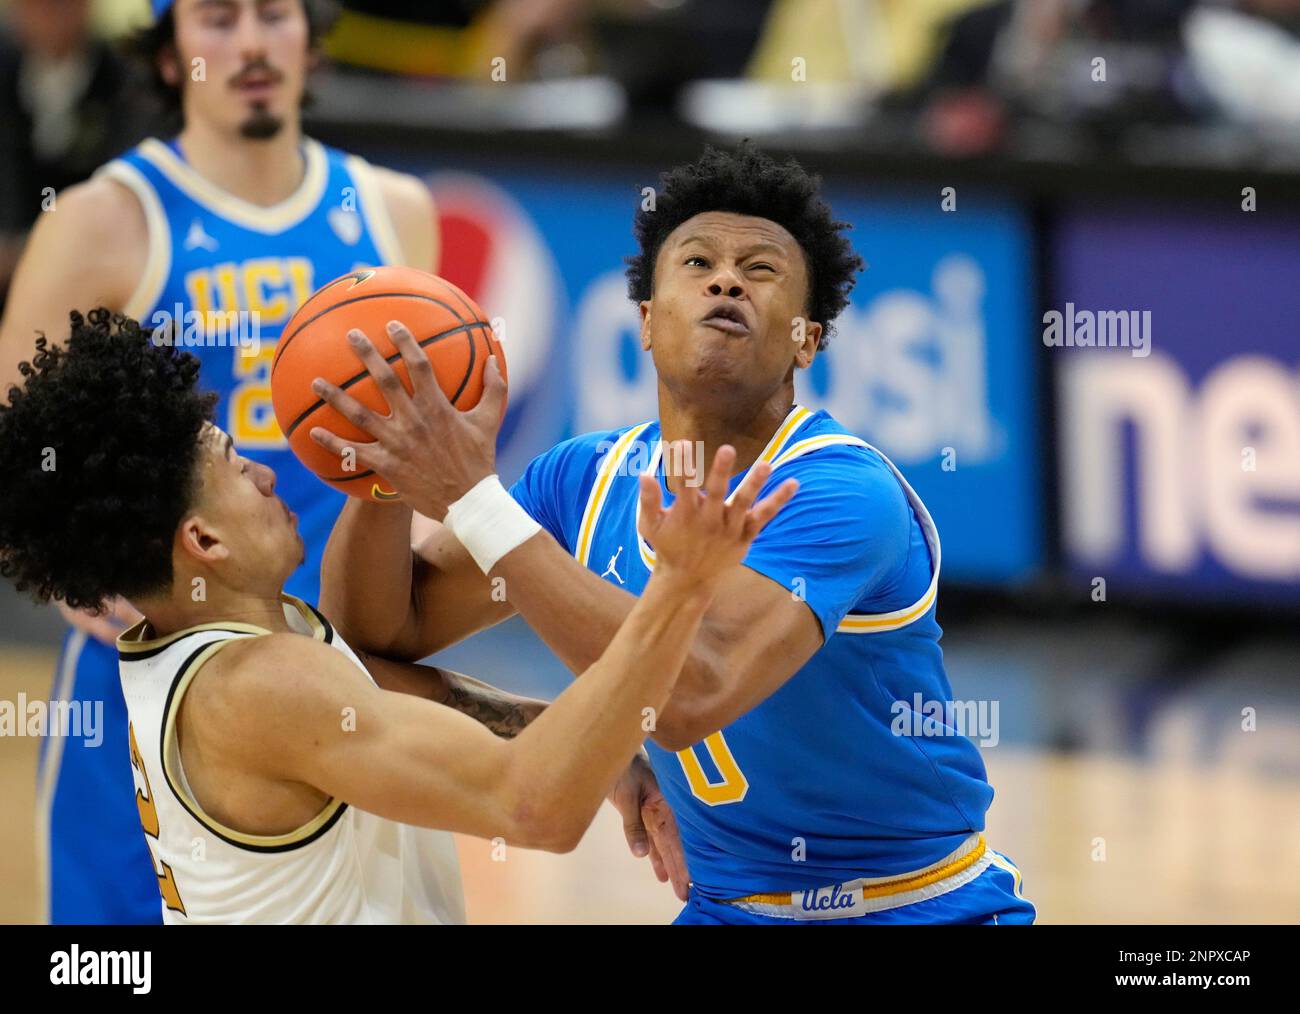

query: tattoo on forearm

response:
[443,674,539,739]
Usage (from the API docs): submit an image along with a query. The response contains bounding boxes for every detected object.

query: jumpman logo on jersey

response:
[601,546,625,585]
[184,218,219,252]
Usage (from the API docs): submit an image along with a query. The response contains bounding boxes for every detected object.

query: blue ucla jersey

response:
[96,137,406,602]
[510,405,996,899]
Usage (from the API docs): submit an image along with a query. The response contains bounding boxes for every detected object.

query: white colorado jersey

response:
[117,594,465,925]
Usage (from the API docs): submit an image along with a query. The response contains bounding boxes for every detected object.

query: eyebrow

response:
[192,0,245,14]
[674,234,789,258]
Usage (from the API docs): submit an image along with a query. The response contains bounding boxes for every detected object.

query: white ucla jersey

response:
[116,595,465,925]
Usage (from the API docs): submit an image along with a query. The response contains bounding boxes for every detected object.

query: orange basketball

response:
[271,266,505,501]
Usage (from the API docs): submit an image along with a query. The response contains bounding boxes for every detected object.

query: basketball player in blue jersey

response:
[315,143,1037,924]
[0,0,683,926]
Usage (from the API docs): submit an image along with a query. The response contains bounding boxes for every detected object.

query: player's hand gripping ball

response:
[271,266,505,501]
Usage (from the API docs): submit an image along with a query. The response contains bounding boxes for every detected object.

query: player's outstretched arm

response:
[219,447,794,849]
[359,652,689,897]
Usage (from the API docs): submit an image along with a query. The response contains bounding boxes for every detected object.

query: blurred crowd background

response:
[6,0,1300,294]
[1,0,1298,923]
[6,0,1300,235]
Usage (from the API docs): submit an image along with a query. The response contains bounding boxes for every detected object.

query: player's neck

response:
[139,587,292,640]
[175,118,307,207]
[657,384,795,495]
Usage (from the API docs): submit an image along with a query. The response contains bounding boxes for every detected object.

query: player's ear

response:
[157,43,181,88]
[177,515,231,567]
[639,301,652,351]
[793,319,822,370]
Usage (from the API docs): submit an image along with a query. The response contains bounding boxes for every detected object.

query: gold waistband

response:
[726,834,987,908]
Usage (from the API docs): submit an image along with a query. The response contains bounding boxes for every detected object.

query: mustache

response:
[228,60,283,88]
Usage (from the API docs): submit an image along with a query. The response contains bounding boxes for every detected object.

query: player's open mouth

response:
[700,303,750,336]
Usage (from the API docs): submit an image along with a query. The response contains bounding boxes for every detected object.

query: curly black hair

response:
[626,142,864,348]
[0,310,217,612]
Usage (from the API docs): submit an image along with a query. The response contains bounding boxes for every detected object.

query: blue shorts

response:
[37,630,162,925]
[673,852,1036,925]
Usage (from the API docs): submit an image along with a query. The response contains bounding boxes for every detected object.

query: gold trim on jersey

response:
[574,405,943,637]
[831,437,943,634]
[117,594,327,655]
[574,422,653,567]
[986,849,1028,900]
[344,154,406,266]
[95,159,172,322]
[158,637,347,851]
[755,428,946,634]
[725,834,987,913]
[632,404,815,570]
[133,137,329,235]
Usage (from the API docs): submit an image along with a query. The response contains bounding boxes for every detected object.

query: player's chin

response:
[687,345,751,383]
[278,535,306,573]
[238,107,286,141]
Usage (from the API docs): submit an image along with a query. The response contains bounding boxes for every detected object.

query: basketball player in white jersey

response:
[0,311,796,923]
[0,0,447,924]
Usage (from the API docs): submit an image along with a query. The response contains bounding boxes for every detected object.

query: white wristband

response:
[443,475,542,574]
